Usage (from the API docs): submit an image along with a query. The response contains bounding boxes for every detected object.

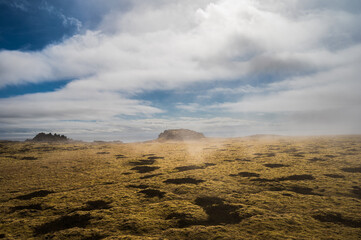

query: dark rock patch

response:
[165,213,189,220]
[269,186,285,191]
[164,178,205,185]
[147,156,164,160]
[251,178,272,182]
[194,197,243,225]
[351,186,361,199]
[251,174,315,182]
[340,152,356,156]
[140,173,163,179]
[277,174,315,181]
[347,148,358,152]
[21,156,38,160]
[266,153,276,157]
[325,155,337,158]
[143,154,155,157]
[204,163,216,167]
[139,189,165,198]
[122,172,132,175]
[341,167,361,173]
[126,184,149,189]
[131,166,160,173]
[10,203,43,212]
[230,172,260,177]
[289,186,318,195]
[0,234,5,238]
[308,157,326,162]
[235,158,251,162]
[15,190,54,200]
[282,148,299,153]
[96,152,110,155]
[101,181,115,185]
[18,148,31,153]
[115,154,126,159]
[292,153,305,157]
[82,233,107,240]
[324,174,345,179]
[81,200,112,210]
[264,164,288,168]
[175,165,205,172]
[129,159,156,166]
[166,213,195,228]
[313,212,361,228]
[34,213,93,235]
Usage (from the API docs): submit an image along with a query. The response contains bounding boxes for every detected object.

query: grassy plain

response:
[0,135,361,239]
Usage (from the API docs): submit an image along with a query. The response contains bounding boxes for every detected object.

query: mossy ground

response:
[0,136,361,239]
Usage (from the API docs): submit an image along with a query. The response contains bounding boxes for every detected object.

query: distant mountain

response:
[157,129,205,141]
[30,133,69,142]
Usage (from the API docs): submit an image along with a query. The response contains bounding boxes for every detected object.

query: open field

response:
[1,135,361,239]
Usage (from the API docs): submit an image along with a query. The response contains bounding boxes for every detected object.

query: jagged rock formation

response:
[157,129,205,141]
[31,133,69,142]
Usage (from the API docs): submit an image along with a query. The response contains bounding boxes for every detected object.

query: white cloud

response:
[210,62,361,134]
[0,88,162,120]
[216,61,361,113]
[1,0,360,140]
[176,103,202,113]
[40,1,83,31]
[0,0,29,11]
[2,0,360,89]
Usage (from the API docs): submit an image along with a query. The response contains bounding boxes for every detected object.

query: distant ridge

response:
[157,129,205,141]
[29,133,69,142]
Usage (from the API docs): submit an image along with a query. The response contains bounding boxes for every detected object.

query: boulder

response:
[157,129,205,141]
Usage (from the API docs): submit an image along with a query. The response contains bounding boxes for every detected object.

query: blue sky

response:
[0,0,360,141]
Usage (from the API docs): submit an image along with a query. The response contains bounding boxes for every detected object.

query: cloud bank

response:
[0,0,360,141]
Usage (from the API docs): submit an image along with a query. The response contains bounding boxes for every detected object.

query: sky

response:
[0,0,360,142]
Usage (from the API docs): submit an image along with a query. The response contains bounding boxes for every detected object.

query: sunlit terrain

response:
[1,135,361,239]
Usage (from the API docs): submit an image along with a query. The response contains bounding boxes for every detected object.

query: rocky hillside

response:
[157,129,205,141]
[30,133,69,142]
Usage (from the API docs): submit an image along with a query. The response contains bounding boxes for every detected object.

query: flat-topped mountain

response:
[157,129,205,141]
[30,133,69,142]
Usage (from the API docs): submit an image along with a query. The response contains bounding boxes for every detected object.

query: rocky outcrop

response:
[30,133,69,142]
[157,129,205,141]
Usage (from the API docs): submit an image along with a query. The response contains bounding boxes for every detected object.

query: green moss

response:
[0,136,360,239]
